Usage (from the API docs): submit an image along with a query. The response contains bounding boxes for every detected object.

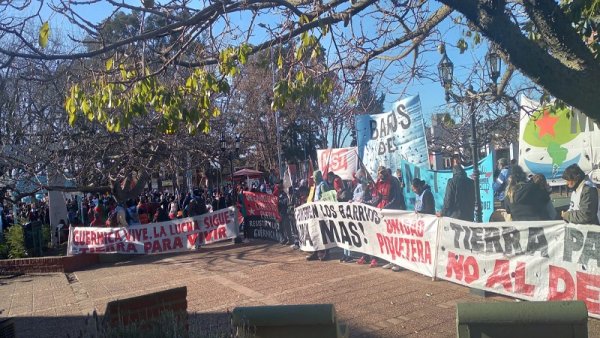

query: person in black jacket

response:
[504,165,550,221]
[440,165,475,221]
[412,178,435,215]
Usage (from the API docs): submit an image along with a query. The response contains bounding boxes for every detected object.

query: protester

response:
[386,168,406,210]
[380,168,406,271]
[126,199,140,225]
[503,165,551,221]
[561,164,600,225]
[306,170,330,261]
[90,205,105,227]
[168,196,178,219]
[412,178,435,215]
[531,174,557,220]
[395,168,405,189]
[493,158,511,202]
[274,181,292,245]
[153,203,170,223]
[358,166,393,268]
[439,165,475,221]
[339,170,369,263]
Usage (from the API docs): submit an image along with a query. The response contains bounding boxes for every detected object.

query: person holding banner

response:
[306,170,330,261]
[440,165,475,221]
[561,164,600,225]
[412,178,435,215]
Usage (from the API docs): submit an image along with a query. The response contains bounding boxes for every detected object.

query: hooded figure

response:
[441,165,475,221]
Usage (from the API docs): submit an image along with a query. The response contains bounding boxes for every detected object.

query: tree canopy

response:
[0,0,597,125]
[0,0,599,201]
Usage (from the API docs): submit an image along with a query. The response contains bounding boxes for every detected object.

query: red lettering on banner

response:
[173,236,184,249]
[218,226,226,239]
[514,262,535,296]
[485,259,512,292]
[144,241,152,253]
[204,212,230,229]
[162,238,172,251]
[577,271,600,314]
[130,228,148,241]
[384,219,424,237]
[126,243,138,253]
[548,265,575,301]
[187,233,199,246]
[169,222,195,235]
[320,149,348,172]
[153,226,167,238]
[152,240,162,253]
[376,233,431,263]
[116,242,125,252]
[445,252,479,284]
[203,229,218,242]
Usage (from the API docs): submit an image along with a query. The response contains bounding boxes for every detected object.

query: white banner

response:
[356,95,429,178]
[295,201,438,277]
[297,201,600,318]
[68,207,238,255]
[316,147,358,180]
[435,218,600,318]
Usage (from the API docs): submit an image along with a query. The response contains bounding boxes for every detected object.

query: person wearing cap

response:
[493,158,511,202]
[561,164,600,225]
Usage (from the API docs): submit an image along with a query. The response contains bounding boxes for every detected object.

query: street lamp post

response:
[220,132,241,203]
[221,132,242,244]
[438,47,501,223]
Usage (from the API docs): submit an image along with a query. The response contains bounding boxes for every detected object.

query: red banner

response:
[242,191,281,221]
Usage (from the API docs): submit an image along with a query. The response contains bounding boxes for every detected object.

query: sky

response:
[28,0,520,131]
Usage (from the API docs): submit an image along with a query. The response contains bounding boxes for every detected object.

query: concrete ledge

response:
[0,254,100,274]
[457,301,588,338]
[104,286,188,328]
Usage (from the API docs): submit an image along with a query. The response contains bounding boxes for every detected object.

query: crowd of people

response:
[283,160,600,272]
[2,159,598,260]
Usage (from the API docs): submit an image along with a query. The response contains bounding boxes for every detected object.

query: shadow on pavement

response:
[11,311,377,337]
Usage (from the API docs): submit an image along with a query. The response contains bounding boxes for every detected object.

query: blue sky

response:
[31,1,519,128]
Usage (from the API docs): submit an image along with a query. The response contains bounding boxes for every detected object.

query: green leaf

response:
[457,38,468,53]
[277,52,283,69]
[65,97,76,125]
[473,32,481,45]
[39,22,50,49]
[106,58,114,71]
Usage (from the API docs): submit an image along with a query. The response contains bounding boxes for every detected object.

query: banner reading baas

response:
[317,147,358,180]
[356,95,429,178]
[401,154,494,222]
[67,207,238,255]
[241,191,281,241]
[519,96,600,185]
[295,201,438,276]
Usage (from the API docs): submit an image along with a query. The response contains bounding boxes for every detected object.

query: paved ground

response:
[1,240,599,337]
